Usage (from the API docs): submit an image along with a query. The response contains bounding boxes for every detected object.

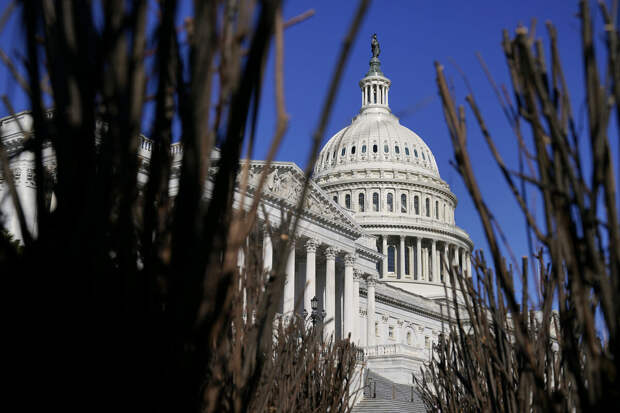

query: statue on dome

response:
[371,33,380,58]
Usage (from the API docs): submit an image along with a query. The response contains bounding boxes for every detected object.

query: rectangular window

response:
[388,326,394,339]
[387,246,395,273]
[405,247,410,275]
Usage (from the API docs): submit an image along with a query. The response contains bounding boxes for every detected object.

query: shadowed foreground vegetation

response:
[0,1,370,412]
[416,1,620,412]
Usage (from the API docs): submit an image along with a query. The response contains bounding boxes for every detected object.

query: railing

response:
[363,343,421,358]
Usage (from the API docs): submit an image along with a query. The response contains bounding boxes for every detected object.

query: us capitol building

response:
[0,38,473,400]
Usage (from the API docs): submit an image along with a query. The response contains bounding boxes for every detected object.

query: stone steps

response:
[353,370,426,413]
[352,399,426,413]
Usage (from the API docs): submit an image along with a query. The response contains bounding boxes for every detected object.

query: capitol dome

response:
[313,38,472,299]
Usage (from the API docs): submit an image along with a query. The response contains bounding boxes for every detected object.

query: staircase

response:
[352,371,426,413]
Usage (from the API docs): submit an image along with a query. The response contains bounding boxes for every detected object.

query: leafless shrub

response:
[0,0,369,411]
[416,1,619,411]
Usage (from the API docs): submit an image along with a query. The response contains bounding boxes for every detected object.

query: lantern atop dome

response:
[360,34,391,112]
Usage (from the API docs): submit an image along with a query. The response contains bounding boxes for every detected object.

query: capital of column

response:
[353,268,362,281]
[366,276,377,287]
[324,246,338,259]
[305,238,319,253]
[344,253,356,267]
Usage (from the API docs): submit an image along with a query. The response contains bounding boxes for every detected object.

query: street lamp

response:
[303,296,326,326]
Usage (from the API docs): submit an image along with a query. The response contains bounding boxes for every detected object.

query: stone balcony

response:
[362,344,428,385]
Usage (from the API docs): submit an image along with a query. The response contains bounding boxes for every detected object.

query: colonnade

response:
[378,234,471,281]
[262,232,363,342]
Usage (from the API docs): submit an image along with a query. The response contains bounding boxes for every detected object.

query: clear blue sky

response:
[253,0,615,294]
[1,1,617,305]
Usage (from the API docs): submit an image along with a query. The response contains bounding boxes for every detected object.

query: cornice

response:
[360,283,450,323]
[362,223,473,249]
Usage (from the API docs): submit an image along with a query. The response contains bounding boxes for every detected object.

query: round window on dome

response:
[373,144,378,153]
[405,147,410,156]
[362,145,367,153]
[395,146,400,154]
[351,146,356,154]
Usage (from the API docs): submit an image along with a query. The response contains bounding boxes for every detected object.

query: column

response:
[304,239,318,313]
[362,87,365,106]
[399,235,405,279]
[443,243,449,284]
[367,277,376,346]
[430,239,436,282]
[324,247,337,339]
[343,254,355,340]
[263,230,272,273]
[382,235,388,278]
[283,240,295,314]
[467,252,472,278]
[416,237,422,281]
[460,249,466,275]
[352,269,361,344]
[455,246,461,273]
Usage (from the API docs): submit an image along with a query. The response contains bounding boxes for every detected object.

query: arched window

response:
[401,194,407,213]
[388,245,396,272]
[375,322,380,337]
[384,144,389,153]
[326,152,330,161]
[373,144,378,153]
[362,144,367,153]
[373,85,377,104]
[414,196,419,215]
[359,193,365,212]
[426,198,430,217]
[387,193,393,212]
[345,194,351,209]
[395,145,400,154]
[405,147,410,156]
[422,151,426,160]
[443,204,446,221]
[414,149,418,157]
[341,147,346,156]
[351,145,356,154]
[435,201,439,219]
[407,331,412,345]
[373,192,379,211]
[333,195,338,204]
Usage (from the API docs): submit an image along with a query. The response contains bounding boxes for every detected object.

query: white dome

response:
[314,107,439,179]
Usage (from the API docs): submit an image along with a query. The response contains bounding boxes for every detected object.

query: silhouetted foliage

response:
[0,1,370,412]
[416,1,620,411]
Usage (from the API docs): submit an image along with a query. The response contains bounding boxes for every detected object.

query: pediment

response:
[241,161,363,237]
